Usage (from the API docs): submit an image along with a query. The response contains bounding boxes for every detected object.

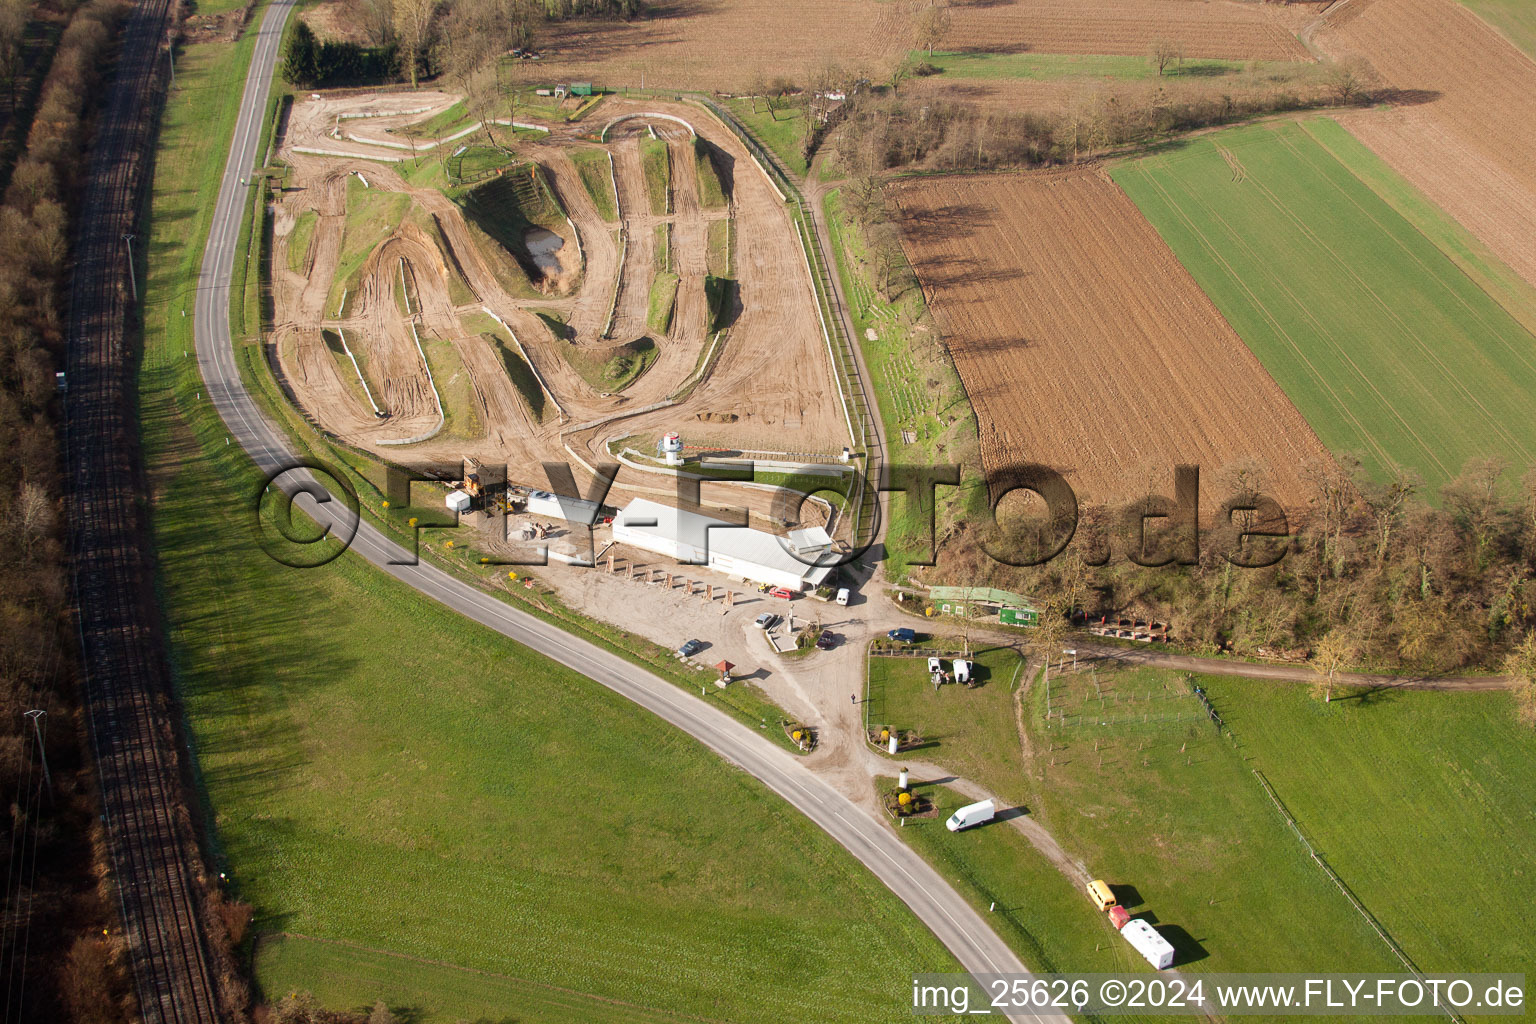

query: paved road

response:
[193,6,1061,1019]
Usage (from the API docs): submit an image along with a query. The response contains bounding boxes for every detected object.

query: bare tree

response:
[0,0,24,107]
[913,2,952,58]
[1309,629,1358,704]
[1501,631,1536,728]
[1327,57,1373,105]
[1151,39,1182,77]
[393,0,440,88]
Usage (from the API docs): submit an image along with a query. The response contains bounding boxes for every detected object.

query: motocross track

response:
[1314,0,1536,293]
[270,93,851,523]
[891,169,1330,508]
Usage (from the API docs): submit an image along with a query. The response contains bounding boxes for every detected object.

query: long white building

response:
[610,498,836,592]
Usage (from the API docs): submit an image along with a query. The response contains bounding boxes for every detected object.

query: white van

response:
[945,799,995,832]
[952,659,971,684]
[927,657,943,675]
[835,588,850,606]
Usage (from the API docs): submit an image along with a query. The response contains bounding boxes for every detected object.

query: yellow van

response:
[1087,879,1116,911]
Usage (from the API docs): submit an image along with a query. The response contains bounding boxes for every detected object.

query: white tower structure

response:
[660,431,684,466]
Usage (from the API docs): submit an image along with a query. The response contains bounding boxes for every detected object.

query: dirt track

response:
[891,168,1331,508]
[1315,0,1536,293]
[270,93,853,518]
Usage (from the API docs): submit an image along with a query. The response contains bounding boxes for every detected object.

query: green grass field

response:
[913,50,1263,82]
[1113,118,1536,489]
[864,651,1028,805]
[142,19,976,1024]
[1022,665,1400,976]
[1203,677,1536,976]
[1460,0,1536,59]
[640,136,669,215]
[569,146,617,221]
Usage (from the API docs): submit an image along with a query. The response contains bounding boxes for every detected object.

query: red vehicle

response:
[769,586,794,599]
[1108,906,1131,930]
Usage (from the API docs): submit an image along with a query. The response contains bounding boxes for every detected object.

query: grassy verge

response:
[285,208,316,272]
[639,135,669,215]
[402,98,471,138]
[707,217,730,277]
[570,146,618,221]
[559,337,658,393]
[821,187,981,581]
[653,221,670,273]
[419,332,478,439]
[1112,118,1536,490]
[724,96,808,177]
[144,24,971,1024]
[646,270,679,334]
[694,137,727,207]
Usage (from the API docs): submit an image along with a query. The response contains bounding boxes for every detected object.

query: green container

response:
[999,607,1038,627]
[570,82,594,97]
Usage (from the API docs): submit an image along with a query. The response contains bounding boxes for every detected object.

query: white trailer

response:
[524,489,602,525]
[1121,919,1175,970]
[945,799,995,832]
[445,490,472,514]
[952,659,971,684]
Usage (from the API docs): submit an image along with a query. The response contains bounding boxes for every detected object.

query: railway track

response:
[63,0,224,1019]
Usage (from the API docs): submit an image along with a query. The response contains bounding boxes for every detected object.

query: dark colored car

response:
[887,627,918,644]
[677,639,703,658]
[815,632,838,651]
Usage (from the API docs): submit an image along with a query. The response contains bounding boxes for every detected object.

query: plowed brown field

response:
[945,0,1312,61]
[891,169,1329,507]
[1315,0,1536,291]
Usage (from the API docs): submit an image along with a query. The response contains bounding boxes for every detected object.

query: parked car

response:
[835,587,851,606]
[815,632,838,651]
[887,627,918,644]
[754,612,780,630]
[769,586,794,599]
[676,639,703,658]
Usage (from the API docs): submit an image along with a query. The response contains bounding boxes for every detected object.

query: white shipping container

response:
[1121,919,1175,970]
[445,490,472,514]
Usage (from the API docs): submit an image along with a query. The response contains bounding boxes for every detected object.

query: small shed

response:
[445,490,472,514]
[570,82,594,97]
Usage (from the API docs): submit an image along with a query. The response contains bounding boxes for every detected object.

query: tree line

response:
[282,0,644,89]
[0,0,144,1019]
[936,454,1536,721]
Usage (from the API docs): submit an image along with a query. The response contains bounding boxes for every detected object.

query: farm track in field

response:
[891,168,1329,508]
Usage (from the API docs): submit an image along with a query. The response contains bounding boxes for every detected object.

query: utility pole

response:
[167,31,175,85]
[24,710,50,790]
[122,233,137,302]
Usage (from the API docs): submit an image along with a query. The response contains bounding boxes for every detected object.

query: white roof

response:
[787,525,833,554]
[616,498,833,586]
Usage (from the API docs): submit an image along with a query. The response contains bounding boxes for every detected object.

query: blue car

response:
[886,627,918,644]
[677,639,703,658]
